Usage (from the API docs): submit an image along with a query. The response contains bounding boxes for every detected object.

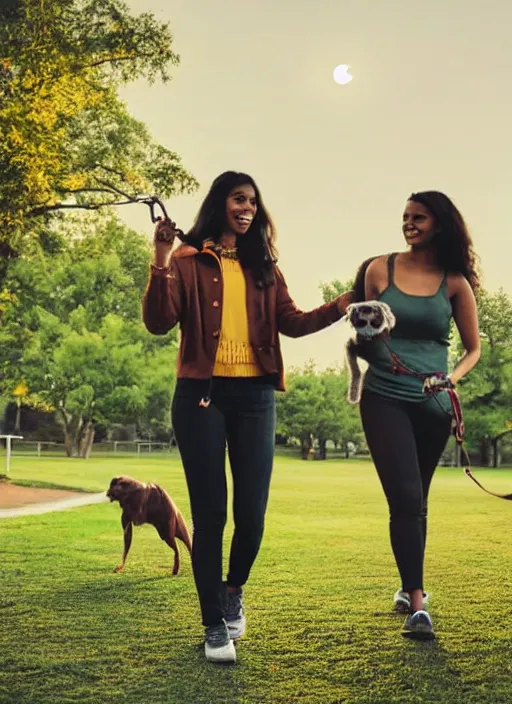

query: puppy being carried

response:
[345,300,396,404]
[107,475,192,575]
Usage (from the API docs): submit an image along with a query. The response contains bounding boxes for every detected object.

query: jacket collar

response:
[172,240,215,259]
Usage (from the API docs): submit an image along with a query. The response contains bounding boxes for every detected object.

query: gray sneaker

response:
[402,610,435,640]
[204,620,236,663]
[223,584,246,640]
[393,589,431,614]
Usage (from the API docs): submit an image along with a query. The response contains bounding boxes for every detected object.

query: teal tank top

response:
[364,253,453,406]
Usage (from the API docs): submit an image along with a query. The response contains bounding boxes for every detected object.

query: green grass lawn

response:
[1,454,511,704]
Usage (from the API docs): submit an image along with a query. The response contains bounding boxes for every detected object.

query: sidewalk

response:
[0,492,108,519]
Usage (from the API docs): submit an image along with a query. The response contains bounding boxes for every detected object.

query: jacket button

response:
[213,300,219,307]
[213,330,220,338]
[257,346,264,352]
[213,277,219,283]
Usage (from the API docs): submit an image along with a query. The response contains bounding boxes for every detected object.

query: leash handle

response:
[147,197,169,224]
[141,196,198,248]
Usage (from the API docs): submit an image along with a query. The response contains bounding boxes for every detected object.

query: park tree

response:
[0,218,177,457]
[276,362,364,460]
[0,0,198,272]
[277,362,323,459]
[319,278,354,304]
[319,369,366,458]
[455,288,512,466]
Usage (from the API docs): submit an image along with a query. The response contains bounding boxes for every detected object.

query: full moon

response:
[333,64,353,85]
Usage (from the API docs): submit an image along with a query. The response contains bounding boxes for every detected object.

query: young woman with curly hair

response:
[142,171,353,663]
[353,191,481,640]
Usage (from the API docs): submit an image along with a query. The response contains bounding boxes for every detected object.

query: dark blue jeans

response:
[172,377,276,628]
[360,390,453,593]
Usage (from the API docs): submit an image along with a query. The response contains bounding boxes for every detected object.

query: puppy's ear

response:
[382,303,396,330]
[345,303,356,320]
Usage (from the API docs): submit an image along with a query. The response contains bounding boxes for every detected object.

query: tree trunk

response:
[14,398,21,433]
[59,409,77,457]
[59,409,84,458]
[300,436,312,460]
[479,436,493,467]
[492,437,501,468]
[64,431,74,457]
[79,422,95,459]
[317,438,327,460]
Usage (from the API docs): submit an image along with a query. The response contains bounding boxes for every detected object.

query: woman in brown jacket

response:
[143,171,352,663]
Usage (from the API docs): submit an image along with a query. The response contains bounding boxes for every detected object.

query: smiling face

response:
[224,184,258,236]
[402,200,438,250]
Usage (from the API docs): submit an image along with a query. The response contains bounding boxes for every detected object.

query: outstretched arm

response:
[275,266,353,338]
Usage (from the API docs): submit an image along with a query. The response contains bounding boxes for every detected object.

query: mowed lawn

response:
[0,454,511,704]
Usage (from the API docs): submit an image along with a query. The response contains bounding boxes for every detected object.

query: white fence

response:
[0,439,175,458]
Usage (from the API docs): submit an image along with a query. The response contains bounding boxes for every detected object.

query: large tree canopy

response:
[0,0,198,257]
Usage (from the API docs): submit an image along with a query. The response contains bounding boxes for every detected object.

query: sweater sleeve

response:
[275,266,343,338]
[142,258,183,335]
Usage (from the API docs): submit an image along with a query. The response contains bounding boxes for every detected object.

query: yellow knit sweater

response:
[213,257,264,377]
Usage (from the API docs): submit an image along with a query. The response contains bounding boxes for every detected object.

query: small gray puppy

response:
[345,301,396,404]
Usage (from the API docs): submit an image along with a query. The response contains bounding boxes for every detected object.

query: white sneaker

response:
[204,620,236,664]
[393,589,430,614]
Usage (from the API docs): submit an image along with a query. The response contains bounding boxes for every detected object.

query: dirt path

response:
[0,483,107,518]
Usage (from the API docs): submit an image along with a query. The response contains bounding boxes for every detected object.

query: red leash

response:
[382,340,512,501]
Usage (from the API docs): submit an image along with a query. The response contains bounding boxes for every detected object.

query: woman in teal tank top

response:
[356,191,481,641]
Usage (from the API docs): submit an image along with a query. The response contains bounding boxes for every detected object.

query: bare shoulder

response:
[446,272,474,299]
[365,254,392,297]
[366,254,389,277]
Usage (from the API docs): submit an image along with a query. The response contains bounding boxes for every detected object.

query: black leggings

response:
[172,377,276,628]
[359,390,453,592]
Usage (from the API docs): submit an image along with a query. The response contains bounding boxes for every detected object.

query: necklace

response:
[212,243,239,260]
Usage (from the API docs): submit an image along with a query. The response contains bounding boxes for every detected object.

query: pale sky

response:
[119,0,511,369]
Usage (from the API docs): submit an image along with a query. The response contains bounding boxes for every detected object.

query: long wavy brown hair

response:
[408,191,480,291]
[187,171,278,287]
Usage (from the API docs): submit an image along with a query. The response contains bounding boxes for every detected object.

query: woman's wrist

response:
[152,247,172,269]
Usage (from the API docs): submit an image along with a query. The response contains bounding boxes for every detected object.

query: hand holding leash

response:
[154,218,181,244]
[422,374,455,395]
[153,219,182,268]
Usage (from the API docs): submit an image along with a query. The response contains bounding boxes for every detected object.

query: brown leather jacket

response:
[142,244,343,391]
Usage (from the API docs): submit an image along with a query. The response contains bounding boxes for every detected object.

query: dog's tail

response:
[155,484,193,554]
[175,512,192,554]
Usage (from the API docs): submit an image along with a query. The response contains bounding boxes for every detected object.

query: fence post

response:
[1,435,24,474]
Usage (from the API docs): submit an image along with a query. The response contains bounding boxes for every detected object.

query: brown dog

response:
[107,475,192,575]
